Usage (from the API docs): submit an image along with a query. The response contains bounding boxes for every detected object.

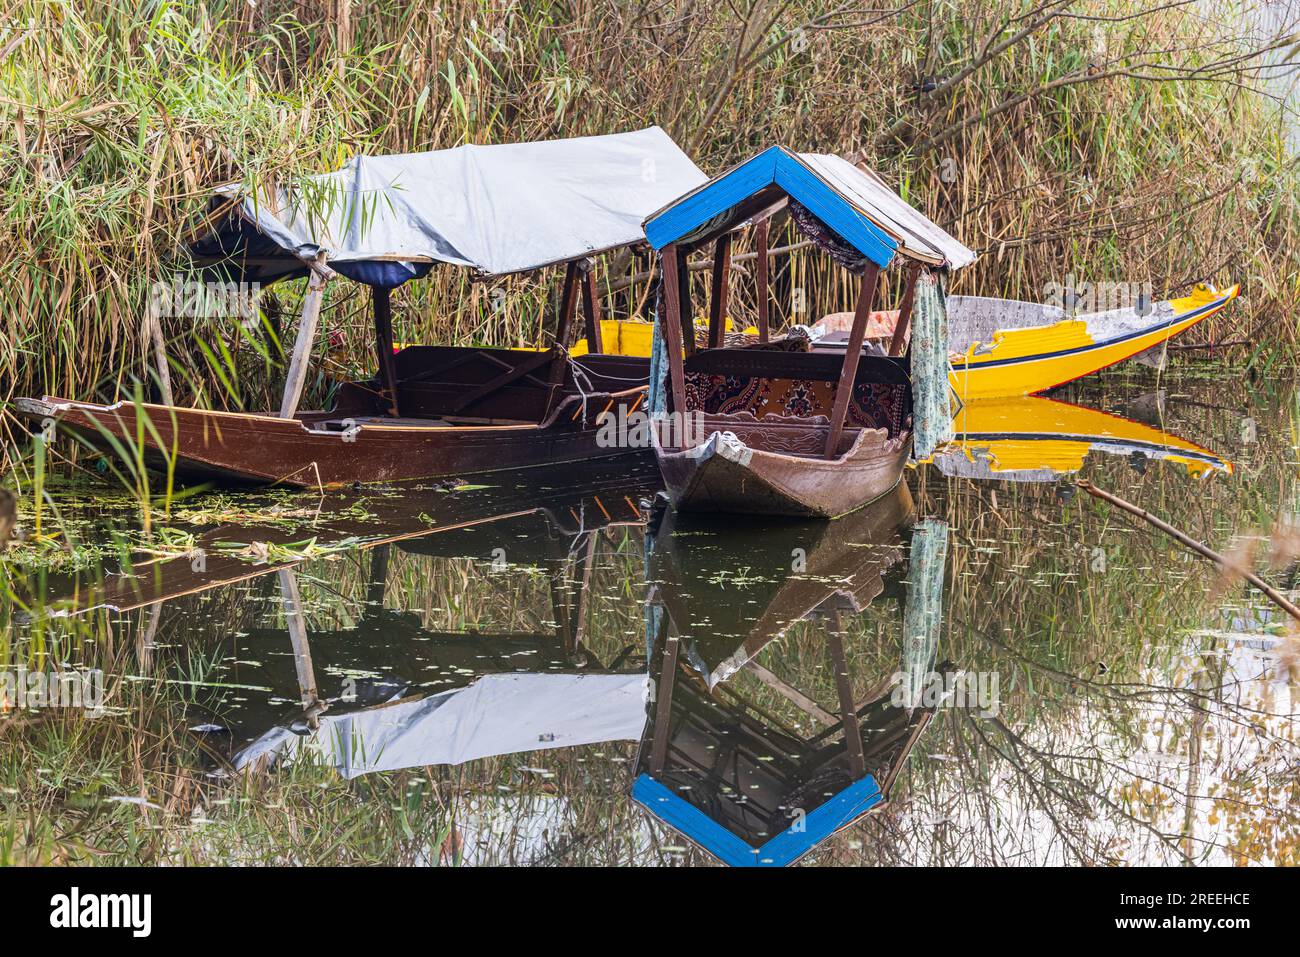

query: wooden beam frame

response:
[755,218,770,343]
[707,234,731,349]
[658,245,689,418]
[888,261,923,357]
[373,285,401,417]
[823,263,881,457]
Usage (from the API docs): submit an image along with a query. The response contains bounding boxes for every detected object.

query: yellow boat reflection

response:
[932,394,1232,480]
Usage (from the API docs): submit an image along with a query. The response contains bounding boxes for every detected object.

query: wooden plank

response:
[888,262,922,357]
[581,261,604,354]
[450,349,555,414]
[373,285,401,417]
[755,218,770,343]
[278,254,329,418]
[823,264,880,457]
[707,234,731,349]
[658,245,689,418]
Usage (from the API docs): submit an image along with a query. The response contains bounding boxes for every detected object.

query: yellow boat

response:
[946,283,1240,400]
[504,283,1239,401]
[930,394,1232,480]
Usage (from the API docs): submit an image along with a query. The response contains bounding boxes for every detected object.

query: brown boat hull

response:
[654,423,912,519]
[15,391,649,487]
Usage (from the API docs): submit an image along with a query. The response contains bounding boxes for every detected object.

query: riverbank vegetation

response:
[1,0,1297,469]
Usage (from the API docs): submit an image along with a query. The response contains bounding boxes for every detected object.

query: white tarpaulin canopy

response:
[206,127,706,284]
[234,672,650,777]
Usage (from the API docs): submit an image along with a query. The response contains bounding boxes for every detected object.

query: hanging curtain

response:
[910,269,954,457]
[899,518,948,710]
[648,279,668,417]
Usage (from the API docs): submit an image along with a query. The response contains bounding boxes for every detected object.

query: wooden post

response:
[365,543,390,614]
[648,631,680,775]
[828,615,866,779]
[279,255,329,419]
[823,263,881,457]
[888,261,923,357]
[279,568,322,725]
[658,245,689,418]
[678,247,696,356]
[372,285,401,417]
[547,260,581,388]
[580,260,604,354]
[143,300,174,406]
[755,219,770,343]
[707,234,731,349]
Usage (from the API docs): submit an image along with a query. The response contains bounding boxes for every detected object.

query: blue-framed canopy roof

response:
[631,772,883,867]
[644,146,976,271]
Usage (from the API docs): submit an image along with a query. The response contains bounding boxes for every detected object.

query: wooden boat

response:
[642,146,977,518]
[812,282,1240,399]
[632,489,947,866]
[930,394,1232,481]
[14,128,706,487]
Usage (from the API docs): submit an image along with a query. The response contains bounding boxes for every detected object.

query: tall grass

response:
[1,0,1296,451]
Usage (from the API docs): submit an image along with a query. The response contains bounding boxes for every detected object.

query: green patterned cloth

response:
[899,518,948,709]
[911,271,954,457]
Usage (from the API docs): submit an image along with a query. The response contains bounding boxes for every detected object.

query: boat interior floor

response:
[311,414,535,430]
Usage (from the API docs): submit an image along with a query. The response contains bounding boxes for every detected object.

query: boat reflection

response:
[184,491,656,774]
[36,458,662,615]
[631,486,952,866]
[932,394,1231,481]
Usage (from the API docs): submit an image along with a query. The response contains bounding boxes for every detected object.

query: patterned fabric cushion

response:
[683,372,908,435]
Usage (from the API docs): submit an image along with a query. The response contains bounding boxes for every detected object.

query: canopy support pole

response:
[143,300,174,406]
[823,263,881,458]
[888,261,922,357]
[279,568,325,729]
[580,259,603,354]
[649,631,680,775]
[678,247,696,356]
[828,614,866,779]
[658,245,689,419]
[279,254,330,419]
[547,260,581,389]
[707,234,731,349]
[755,219,770,343]
[372,286,401,417]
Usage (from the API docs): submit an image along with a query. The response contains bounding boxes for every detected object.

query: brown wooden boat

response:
[642,146,977,518]
[15,348,650,487]
[15,129,706,488]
